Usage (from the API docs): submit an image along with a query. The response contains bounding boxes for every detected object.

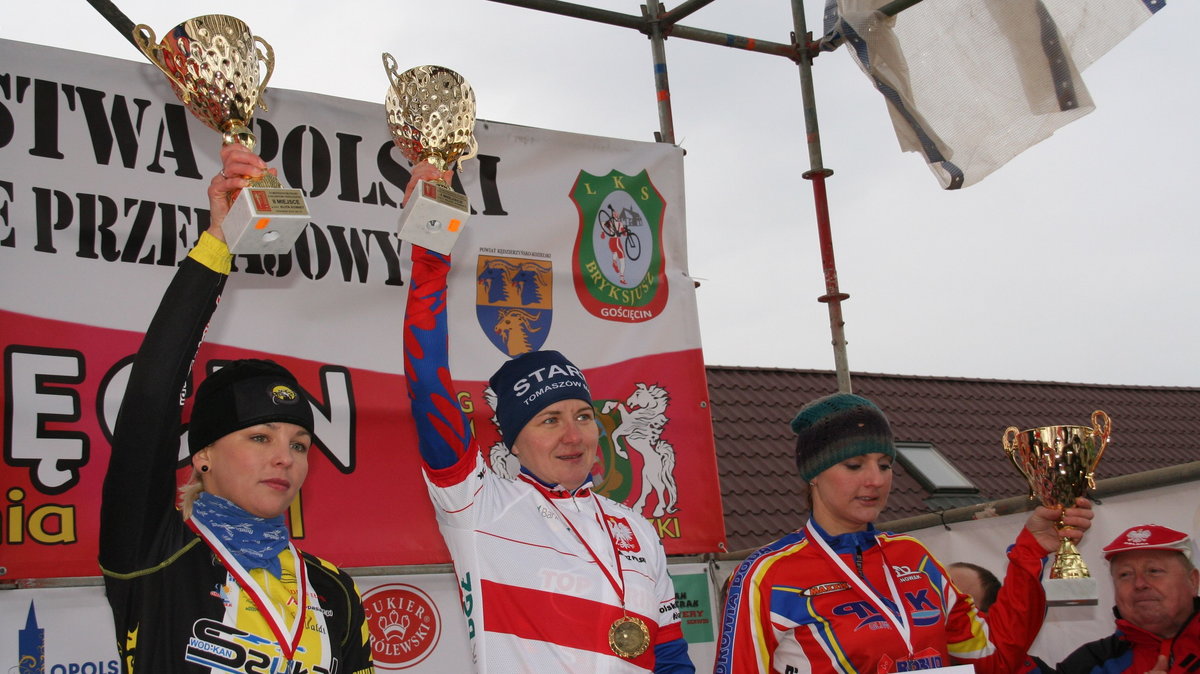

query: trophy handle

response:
[1001,426,1019,453]
[1091,410,1112,445]
[457,135,480,170]
[1086,409,1113,490]
[1001,426,1034,498]
[382,52,402,90]
[252,35,275,112]
[132,24,193,104]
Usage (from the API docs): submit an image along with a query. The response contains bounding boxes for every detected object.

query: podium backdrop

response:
[0,38,726,582]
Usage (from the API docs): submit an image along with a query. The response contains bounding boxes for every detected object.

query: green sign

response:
[672,572,714,644]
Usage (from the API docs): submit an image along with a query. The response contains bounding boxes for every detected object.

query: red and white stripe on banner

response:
[0,37,725,582]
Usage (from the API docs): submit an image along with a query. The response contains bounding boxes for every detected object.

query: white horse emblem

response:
[602,383,678,518]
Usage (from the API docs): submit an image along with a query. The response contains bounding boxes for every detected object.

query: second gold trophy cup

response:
[134,15,310,255]
[1003,410,1112,605]
[383,54,478,255]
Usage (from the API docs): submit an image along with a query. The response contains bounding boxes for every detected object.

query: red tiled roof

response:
[706,366,1200,553]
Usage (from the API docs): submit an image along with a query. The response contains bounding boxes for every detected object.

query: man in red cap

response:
[1055,524,1199,673]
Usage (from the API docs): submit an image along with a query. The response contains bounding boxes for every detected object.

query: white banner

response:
[0,39,701,374]
[0,561,720,673]
[0,38,725,581]
[9,483,1196,671]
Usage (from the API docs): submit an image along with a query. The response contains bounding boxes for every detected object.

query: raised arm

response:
[402,163,473,470]
[98,145,266,573]
[949,498,1094,673]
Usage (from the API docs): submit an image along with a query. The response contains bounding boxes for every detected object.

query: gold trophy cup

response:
[1003,410,1112,605]
[134,15,309,255]
[383,54,478,254]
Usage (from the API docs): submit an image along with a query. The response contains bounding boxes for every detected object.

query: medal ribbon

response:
[187,518,308,660]
[533,483,628,610]
[806,520,913,655]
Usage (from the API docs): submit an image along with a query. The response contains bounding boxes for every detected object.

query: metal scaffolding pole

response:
[90,0,872,391]
[484,0,876,390]
[644,1,676,144]
[788,0,852,393]
[87,0,855,384]
[488,0,797,56]
[83,0,137,48]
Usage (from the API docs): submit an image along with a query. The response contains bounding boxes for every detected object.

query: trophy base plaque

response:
[224,186,311,255]
[1045,577,1098,607]
[398,179,470,254]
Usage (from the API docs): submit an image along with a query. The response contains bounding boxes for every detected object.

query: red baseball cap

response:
[1102,524,1194,562]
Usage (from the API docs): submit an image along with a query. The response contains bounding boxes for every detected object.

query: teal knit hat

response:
[792,393,896,481]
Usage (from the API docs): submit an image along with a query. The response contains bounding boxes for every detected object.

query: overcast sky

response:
[4,0,1196,387]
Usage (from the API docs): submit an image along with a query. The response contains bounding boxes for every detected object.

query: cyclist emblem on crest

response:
[570,169,669,323]
[476,254,553,356]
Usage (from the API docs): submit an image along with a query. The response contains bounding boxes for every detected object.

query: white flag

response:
[823,0,1165,188]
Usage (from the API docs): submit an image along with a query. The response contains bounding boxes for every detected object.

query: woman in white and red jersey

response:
[714,392,1093,674]
[402,163,694,673]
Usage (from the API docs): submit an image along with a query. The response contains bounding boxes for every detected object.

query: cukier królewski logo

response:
[570,170,668,323]
[363,583,442,670]
[476,253,553,356]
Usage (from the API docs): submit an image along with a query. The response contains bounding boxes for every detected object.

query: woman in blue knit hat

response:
[98,144,374,674]
[401,163,693,673]
[714,392,1093,674]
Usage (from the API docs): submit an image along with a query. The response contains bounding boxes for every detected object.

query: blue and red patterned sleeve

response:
[403,246,473,470]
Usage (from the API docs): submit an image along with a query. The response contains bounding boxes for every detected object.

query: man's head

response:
[949,562,1002,612]
[1103,524,1199,639]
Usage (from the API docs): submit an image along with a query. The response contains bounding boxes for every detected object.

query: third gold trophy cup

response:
[1003,410,1112,605]
[383,54,478,254]
[134,15,309,255]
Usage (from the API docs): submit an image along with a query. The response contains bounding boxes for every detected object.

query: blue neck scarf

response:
[191,492,290,578]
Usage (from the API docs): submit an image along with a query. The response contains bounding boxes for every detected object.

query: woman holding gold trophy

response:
[97,142,375,674]
[400,158,695,671]
[99,14,374,672]
[714,393,1094,674]
[388,54,693,672]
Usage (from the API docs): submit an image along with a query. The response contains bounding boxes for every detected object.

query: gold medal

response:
[609,615,650,658]
[537,488,651,659]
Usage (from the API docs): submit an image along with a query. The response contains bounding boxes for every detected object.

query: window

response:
[896,442,981,502]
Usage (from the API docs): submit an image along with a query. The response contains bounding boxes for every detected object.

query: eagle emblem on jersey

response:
[605,515,641,553]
